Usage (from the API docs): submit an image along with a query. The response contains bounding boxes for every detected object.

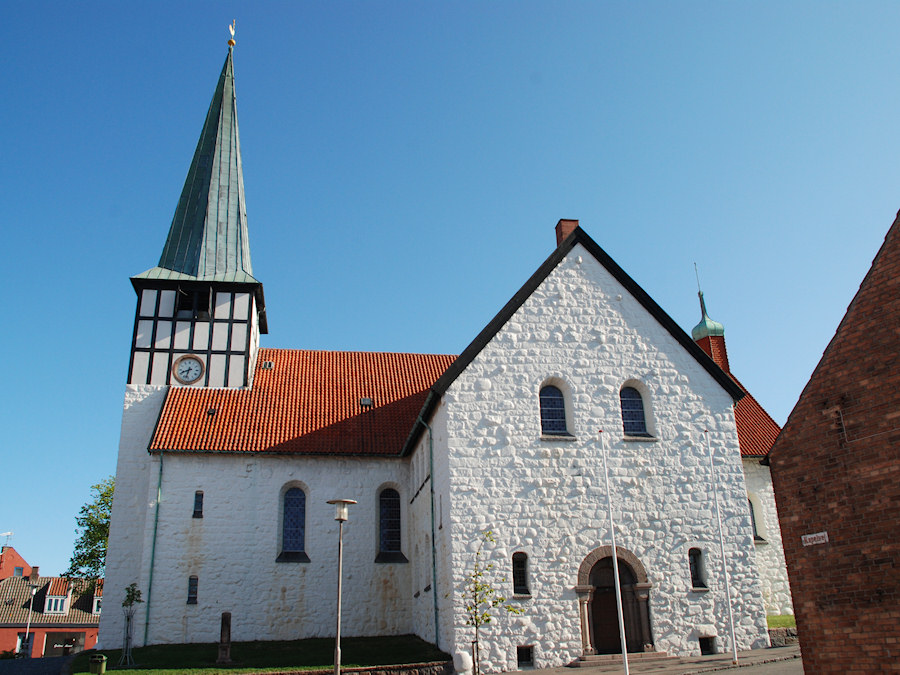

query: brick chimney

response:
[555,219,579,246]
[29,566,39,582]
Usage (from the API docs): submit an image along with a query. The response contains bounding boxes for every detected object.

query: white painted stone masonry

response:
[742,458,793,616]
[104,243,775,671]
[104,444,418,646]
[434,246,769,672]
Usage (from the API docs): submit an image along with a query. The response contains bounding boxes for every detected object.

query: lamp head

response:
[327,498,357,522]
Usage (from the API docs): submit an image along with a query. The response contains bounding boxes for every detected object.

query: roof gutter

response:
[143,451,163,646]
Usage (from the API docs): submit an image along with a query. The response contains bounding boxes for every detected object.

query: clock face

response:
[173,355,204,385]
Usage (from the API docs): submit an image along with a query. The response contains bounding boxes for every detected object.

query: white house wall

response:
[440,245,769,672]
[742,458,793,616]
[104,451,415,647]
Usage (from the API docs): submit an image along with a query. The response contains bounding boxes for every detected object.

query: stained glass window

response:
[539,385,567,435]
[620,387,650,436]
[379,489,401,553]
[283,488,306,553]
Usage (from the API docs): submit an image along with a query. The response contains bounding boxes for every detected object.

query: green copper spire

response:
[691,290,725,340]
[134,47,258,284]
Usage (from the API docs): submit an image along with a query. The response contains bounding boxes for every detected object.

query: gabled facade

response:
[0,546,31,581]
[103,46,784,672]
[768,213,900,672]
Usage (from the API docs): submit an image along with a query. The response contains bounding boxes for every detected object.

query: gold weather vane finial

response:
[228,20,236,47]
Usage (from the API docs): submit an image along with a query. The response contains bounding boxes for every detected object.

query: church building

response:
[102,44,790,672]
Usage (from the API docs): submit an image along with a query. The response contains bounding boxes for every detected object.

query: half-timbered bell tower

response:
[127,45,267,388]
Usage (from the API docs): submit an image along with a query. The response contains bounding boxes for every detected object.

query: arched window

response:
[376,488,408,563]
[620,387,650,437]
[512,552,530,595]
[688,548,706,589]
[540,385,568,435]
[277,487,310,562]
[749,498,765,541]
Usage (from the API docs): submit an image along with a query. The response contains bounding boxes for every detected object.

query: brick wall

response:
[768,214,900,672]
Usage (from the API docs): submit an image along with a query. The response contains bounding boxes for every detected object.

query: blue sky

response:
[4,2,900,576]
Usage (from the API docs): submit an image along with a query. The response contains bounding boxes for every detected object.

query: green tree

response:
[64,476,114,579]
[462,530,523,675]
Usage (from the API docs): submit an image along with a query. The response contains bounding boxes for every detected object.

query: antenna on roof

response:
[0,532,12,547]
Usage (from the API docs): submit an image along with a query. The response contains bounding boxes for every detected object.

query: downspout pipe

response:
[417,414,440,649]
[144,451,164,646]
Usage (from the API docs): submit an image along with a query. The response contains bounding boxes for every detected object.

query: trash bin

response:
[89,654,107,674]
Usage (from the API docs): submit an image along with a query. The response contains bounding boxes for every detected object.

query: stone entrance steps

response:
[572,651,673,667]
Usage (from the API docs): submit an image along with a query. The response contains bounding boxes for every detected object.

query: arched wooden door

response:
[589,557,643,654]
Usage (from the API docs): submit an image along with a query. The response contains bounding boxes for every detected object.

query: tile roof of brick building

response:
[0,577,100,626]
[47,578,69,596]
[150,349,456,455]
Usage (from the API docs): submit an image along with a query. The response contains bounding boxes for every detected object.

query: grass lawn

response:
[766,614,797,628]
[71,634,450,675]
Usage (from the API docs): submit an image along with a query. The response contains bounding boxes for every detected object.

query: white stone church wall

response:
[100,385,167,648]
[742,458,793,616]
[406,406,458,658]
[440,245,769,673]
[104,451,414,647]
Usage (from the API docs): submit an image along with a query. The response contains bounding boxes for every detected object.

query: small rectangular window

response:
[46,597,66,614]
[517,646,534,667]
[689,548,707,589]
[699,637,717,655]
[187,576,198,604]
[193,491,204,518]
[13,567,23,577]
[93,597,102,615]
[512,552,530,595]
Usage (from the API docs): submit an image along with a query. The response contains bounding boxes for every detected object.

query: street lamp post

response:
[327,499,357,675]
[23,585,37,657]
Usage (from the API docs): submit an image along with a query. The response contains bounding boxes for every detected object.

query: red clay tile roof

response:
[150,348,456,455]
[732,374,782,457]
[47,578,69,596]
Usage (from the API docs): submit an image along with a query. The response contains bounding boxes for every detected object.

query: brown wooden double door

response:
[589,557,645,654]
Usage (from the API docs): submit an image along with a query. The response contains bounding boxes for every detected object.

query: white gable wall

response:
[439,245,769,672]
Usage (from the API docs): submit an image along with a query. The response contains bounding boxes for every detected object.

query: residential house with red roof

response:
[102,42,788,672]
[0,552,101,657]
[0,546,32,582]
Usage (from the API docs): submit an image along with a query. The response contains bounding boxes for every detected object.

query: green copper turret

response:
[691,291,725,340]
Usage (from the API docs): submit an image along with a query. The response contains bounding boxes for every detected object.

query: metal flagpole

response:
[704,429,739,665]
[600,429,630,675]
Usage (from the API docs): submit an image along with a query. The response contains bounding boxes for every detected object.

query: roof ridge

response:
[259,347,458,358]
